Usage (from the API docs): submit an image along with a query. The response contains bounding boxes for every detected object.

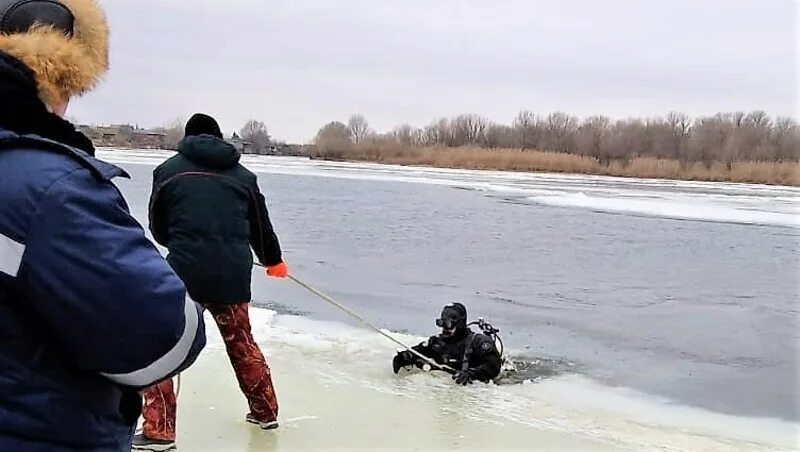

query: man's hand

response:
[452,370,474,386]
[266,262,289,278]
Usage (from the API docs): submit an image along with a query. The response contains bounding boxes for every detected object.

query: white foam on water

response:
[527,192,800,227]
[99,149,800,229]
[533,376,800,450]
[242,307,799,452]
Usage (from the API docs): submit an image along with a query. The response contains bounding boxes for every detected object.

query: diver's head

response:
[436,303,467,338]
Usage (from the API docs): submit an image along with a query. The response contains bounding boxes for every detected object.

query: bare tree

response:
[412,127,426,146]
[485,124,515,148]
[422,118,451,146]
[450,114,488,146]
[602,119,643,162]
[512,110,540,149]
[745,110,770,128]
[576,115,610,156]
[689,116,733,165]
[347,114,371,144]
[731,111,746,128]
[240,120,271,153]
[772,117,800,161]
[392,124,415,146]
[666,112,691,161]
[154,119,184,150]
[314,121,352,158]
[543,112,579,152]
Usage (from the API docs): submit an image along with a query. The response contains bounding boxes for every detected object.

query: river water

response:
[102,150,799,449]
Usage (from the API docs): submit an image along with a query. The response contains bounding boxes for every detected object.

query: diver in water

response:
[392,303,503,385]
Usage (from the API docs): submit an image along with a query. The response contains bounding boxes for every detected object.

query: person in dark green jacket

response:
[149,113,286,303]
[136,114,287,450]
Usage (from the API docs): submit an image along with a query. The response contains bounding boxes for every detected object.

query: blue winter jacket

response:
[0,130,206,451]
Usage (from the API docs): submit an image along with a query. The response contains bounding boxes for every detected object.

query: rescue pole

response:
[254,263,456,374]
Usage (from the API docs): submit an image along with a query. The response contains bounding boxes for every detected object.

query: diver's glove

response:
[452,370,475,386]
[393,351,415,373]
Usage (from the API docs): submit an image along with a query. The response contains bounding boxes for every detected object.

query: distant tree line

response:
[316,111,799,165]
[154,118,280,154]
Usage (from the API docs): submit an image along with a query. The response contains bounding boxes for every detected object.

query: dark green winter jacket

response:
[149,135,282,304]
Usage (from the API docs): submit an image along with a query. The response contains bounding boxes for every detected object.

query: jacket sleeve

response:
[248,178,282,267]
[20,169,206,389]
[394,337,437,369]
[467,337,503,382]
[409,337,439,366]
[411,338,437,359]
[148,167,169,247]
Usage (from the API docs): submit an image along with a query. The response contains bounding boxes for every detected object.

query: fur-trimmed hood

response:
[0,51,96,155]
[0,0,109,107]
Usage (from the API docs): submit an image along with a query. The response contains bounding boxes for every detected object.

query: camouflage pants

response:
[142,303,279,441]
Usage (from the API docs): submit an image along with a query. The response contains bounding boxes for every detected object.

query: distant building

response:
[79,124,130,146]
[228,133,253,154]
[77,124,166,149]
[77,125,303,155]
[130,129,166,149]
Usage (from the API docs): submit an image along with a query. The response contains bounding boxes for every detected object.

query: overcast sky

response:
[69,0,798,143]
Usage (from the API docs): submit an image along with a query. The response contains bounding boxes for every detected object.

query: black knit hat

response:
[185,113,222,139]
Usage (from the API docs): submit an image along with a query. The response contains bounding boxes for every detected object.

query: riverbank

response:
[312,145,800,186]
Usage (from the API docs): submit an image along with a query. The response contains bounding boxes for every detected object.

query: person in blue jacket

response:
[0,1,206,451]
